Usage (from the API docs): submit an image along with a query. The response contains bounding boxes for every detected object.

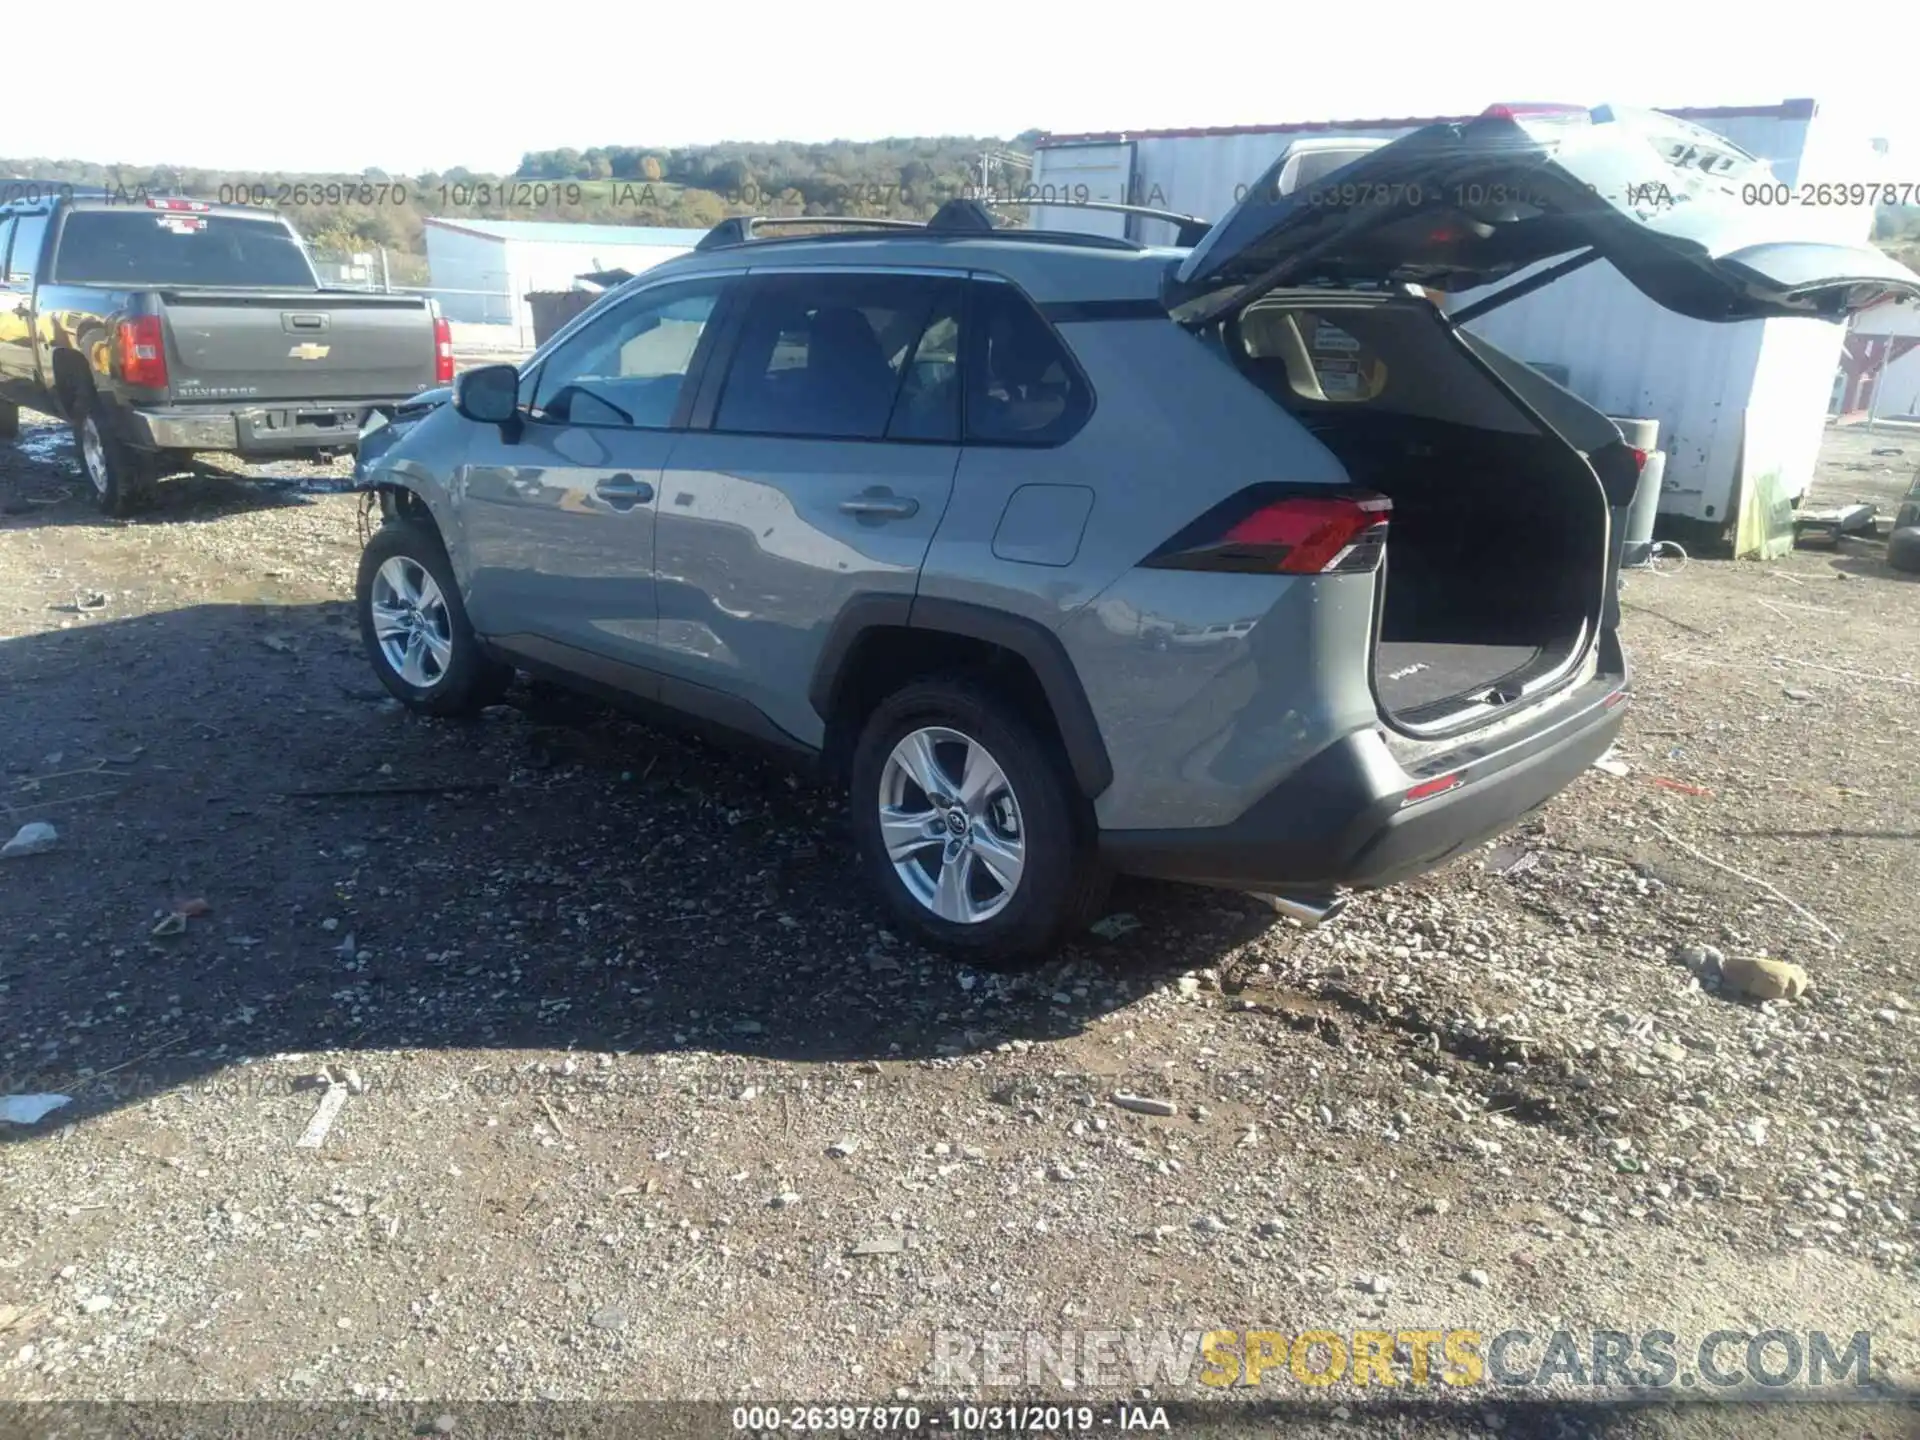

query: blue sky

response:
[12,0,1916,174]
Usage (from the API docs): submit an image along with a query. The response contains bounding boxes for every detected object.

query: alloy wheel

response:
[877,725,1026,924]
[369,555,454,688]
[81,416,109,496]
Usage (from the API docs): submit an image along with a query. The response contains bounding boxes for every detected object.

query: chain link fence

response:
[308,246,533,352]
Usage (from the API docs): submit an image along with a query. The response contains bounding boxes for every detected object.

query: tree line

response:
[0,135,1040,267]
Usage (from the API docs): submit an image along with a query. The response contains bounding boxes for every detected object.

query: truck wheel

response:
[72,392,155,517]
[1888,527,1920,575]
[356,520,512,715]
[849,676,1109,968]
[0,401,18,441]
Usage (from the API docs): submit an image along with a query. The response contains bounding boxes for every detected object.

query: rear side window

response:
[965,282,1091,445]
[0,219,15,280]
[713,273,958,442]
[5,214,47,285]
[53,212,316,288]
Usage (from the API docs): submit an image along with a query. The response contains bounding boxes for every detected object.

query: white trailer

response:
[1031,101,1896,555]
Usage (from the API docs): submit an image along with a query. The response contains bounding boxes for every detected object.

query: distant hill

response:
[0,136,1042,279]
[7,141,1919,280]
[1875,205,1920,272]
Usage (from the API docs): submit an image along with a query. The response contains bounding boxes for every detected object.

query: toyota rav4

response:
[350,104,1918,962]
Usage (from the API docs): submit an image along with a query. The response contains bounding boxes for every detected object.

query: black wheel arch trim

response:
[810,593,1114,800]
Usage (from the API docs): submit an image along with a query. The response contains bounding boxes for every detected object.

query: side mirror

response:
[454,364,521,428]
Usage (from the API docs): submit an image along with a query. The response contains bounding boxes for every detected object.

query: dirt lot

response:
[1,411,1916,1437]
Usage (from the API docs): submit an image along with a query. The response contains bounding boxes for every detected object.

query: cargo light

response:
[433,313,455,385]
[146,197,212,212]
[115,316,167,388]
[1144,490,1391,576]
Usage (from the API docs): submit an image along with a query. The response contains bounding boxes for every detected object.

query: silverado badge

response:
[289,343,331,361]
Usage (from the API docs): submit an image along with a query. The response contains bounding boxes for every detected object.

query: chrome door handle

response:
[595,473,655,508]
[839,491,919,519]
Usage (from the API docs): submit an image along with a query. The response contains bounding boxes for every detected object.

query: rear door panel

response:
[650,270,963,748]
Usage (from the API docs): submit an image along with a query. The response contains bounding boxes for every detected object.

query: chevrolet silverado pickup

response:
[0,188,452,513]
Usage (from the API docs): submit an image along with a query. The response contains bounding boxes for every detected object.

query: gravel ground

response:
[1,410,1916,1438]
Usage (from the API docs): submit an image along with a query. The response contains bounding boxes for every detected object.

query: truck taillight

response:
[115,317,168,388]
[1144,488,1391,575]
[433,314,454,384]
[1630,447,1648,473]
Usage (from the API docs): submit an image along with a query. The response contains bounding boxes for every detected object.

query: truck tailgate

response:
[160,291,435,403]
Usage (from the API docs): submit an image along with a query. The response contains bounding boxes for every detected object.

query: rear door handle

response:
[594,473,655,509]
[839,490,919,519]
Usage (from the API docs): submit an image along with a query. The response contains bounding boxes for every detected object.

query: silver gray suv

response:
[352,105,1916,962]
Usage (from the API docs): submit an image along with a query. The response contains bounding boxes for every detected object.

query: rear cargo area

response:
[1229,297,1609,729]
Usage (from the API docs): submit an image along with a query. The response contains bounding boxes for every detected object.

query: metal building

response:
[422,218,708,339]
[1030,101,1896,553]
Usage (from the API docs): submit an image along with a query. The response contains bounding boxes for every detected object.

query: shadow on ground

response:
[1,603,1277,1136]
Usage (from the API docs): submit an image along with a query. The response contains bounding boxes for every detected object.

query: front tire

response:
[72,392,156,517]
[356,520,511,715]
[849,677,1109,967]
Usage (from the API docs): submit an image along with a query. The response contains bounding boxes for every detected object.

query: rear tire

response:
[0,401,18,441]
[849,676,1109,968]
[1888,527,1920,575]
[356,520,512,715]
[72,392,156,517]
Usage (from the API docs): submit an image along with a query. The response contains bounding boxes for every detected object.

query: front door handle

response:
[595,473,655,509]
[839,489,919,520]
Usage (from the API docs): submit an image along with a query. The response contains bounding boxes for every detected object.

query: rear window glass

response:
[53,212,317,288]
[966,283,1091,445]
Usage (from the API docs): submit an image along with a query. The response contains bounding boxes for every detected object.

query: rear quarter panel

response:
[918,317,1378,829]
[26,284,136,410]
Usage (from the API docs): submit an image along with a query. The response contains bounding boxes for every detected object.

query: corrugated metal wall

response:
[1454,114,1815,527]
[1034,108,1884,532]
[502,239,694,338]
[422,226,512,325]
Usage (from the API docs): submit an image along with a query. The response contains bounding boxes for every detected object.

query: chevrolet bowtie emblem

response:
[289,342,331,361]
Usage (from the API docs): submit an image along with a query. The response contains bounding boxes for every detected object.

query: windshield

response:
[52,211,319,288]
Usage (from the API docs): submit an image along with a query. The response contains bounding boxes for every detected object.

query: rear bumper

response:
[1100,663,1628,892]
[118,401,401,456]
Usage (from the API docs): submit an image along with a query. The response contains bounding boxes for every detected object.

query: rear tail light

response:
[1144,488,1391,576]
[1630,447,1648,473]
[433,313,454,384]
[115,316,167,388]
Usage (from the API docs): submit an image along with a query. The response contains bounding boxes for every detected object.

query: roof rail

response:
[694,214,923,252]
[988,198,1212,246]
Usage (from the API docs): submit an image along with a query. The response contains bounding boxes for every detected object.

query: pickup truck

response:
[0,188,452,514]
